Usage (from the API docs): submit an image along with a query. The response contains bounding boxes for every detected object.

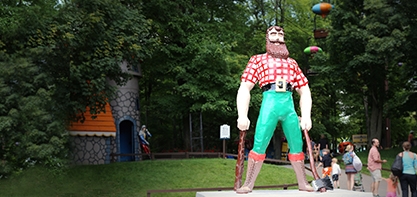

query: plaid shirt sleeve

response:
[240,55,259,84]
[289,58,308,90]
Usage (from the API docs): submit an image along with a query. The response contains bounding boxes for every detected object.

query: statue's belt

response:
[261,82,292,92]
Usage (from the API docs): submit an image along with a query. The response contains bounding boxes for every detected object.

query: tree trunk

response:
[274,0,285,25]
[279,0,285,24]
[272,129,282,159]
[183,114,190,151]
[368,95,383,147]
[364,93,371,147]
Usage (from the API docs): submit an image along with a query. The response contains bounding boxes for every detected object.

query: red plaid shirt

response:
[241,53,308,89]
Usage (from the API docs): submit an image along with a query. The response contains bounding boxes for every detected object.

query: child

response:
[318,148,332,178]
[331,158,342,189]
[383,173,399,197]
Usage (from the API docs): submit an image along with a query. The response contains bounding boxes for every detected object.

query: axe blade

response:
[312,176,334,191]
[303,129,333,191]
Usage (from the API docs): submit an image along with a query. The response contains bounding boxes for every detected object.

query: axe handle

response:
[303,129,320,180]
[234,130,247,190]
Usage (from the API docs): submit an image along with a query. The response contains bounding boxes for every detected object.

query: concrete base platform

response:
[196,189,372,197]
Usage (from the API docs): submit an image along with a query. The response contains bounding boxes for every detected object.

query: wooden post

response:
[223,139,226,158]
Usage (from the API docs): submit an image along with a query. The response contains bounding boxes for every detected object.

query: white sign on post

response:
[220,124,230,139]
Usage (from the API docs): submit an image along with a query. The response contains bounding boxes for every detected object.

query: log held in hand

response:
[303,129,320,180]
[234,130,246,190]
[303,129,333,192]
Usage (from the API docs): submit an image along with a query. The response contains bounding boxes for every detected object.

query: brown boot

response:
[289,153,314,192]
[236,151,265,194]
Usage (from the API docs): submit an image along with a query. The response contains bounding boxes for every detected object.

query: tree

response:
[138,0,348,154]
[327,0,411,146]
[0,0,69,178]
[0,0,154,176]
[0,55,69,178]
[140,0,250,152]
[37,0,154,121]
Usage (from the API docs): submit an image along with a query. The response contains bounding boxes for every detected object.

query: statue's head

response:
[266,26,289,59]
[266,26,285,44]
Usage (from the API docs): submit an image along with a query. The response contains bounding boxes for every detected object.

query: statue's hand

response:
[300,117,312,131]
[237,117,250,131]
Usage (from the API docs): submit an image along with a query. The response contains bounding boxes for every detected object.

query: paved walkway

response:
[302,164,387,197]
[285,164,388,197]
[197,189,373,197]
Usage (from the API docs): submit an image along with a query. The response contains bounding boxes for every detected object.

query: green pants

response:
[252,91,303,154]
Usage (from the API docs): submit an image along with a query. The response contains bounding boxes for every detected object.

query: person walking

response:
[383,172,400,197]
[331,158,342,189]
[318,148,332,178]
[343,144,357,190]
[398,141,417,197]
[367,138,387,197]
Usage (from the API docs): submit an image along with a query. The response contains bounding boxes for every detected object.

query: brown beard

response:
[265,26,289,59]
[266,41,289,59]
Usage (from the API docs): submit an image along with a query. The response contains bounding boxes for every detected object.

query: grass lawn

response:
[0,158,303,197]
[0,146,412,197]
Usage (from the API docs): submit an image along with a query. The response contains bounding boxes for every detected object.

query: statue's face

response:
[267,26,284,43]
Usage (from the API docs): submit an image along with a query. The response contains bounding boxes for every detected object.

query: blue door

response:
[120,120,134,161]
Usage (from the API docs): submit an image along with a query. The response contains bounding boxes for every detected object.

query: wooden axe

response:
[234,130,246,190]
[303,129,333,192]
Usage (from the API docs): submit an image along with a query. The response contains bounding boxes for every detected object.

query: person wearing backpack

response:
[398,141,417,197]
[343,144,357,190]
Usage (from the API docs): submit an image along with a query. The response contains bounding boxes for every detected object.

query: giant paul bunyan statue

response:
[236,26,313,194]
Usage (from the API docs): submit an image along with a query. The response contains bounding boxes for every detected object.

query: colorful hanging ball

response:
[303,46,323,55]
[312,3,334,18]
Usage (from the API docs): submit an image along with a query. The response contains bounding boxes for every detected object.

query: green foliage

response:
[138,0,333,152]
[2,0,417,179]
[140,0,250,151]
[37,0,155,120]
[326,0,415,144]
[0,0,154,177]
[0,55,70,178]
